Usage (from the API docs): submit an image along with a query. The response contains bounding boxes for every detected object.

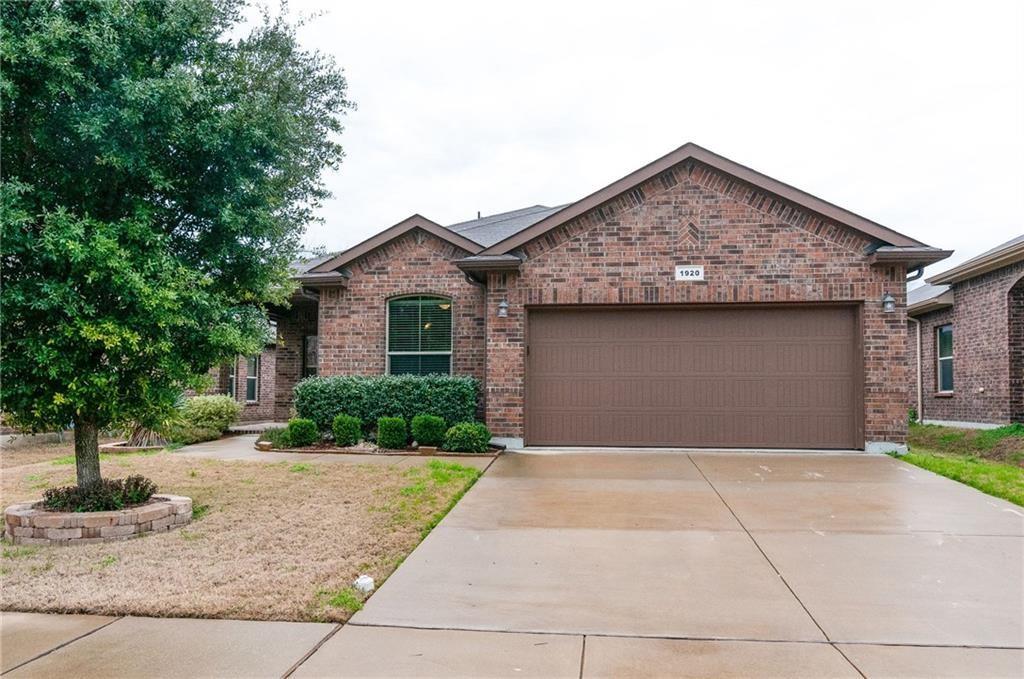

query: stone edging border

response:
[3,495,192,546]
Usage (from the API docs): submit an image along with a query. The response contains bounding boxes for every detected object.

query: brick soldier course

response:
[212,142,950,450]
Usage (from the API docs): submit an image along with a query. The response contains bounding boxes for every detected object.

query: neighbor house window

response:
[936,324,953,392]
[387,296,452,375]
[226,360,236,398]
[303,336,318,377]
[246,355,260,401]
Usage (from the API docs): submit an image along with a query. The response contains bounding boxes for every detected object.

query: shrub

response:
[286,418,319,447]
[411,414,446,447]
[377,416,408,450]
[41,475,158,512]
[261,427,291,449]
[294,375,478,433]
[180,395,241,433]
[442,422,492,453]
[332,413,362,447]
[165,424,221,445]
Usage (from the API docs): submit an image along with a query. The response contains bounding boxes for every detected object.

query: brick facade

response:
[485,160,909,447]
[316,231,487,383]
[908,261,1024,425]
[275,302,318,420]
[210,343,278,423]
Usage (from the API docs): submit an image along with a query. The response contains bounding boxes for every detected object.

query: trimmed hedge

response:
[377,417,408,450]
[332,413,361,447]
[42,475,158,512]
[443,422,492,453]
[294,375,479,432]
[411,414,446,447]
[286,418,319,447]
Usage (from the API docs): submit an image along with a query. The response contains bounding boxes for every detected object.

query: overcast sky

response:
[276,0,1023,279]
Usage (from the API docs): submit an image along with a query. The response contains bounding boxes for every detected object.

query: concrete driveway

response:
[306,451,1024,677]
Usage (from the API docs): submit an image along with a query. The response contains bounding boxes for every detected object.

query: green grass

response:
[51,448,165,466]
[908,422,1024,462]
[2,543,40,560]
[899,451,1024,506]
[324,586,363,613]
[288,463,318,474]
[191,503,211,520]
[96,555,118,569]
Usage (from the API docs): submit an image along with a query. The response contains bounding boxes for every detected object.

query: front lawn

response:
[902,422,1024,506]
[0,452,480,621]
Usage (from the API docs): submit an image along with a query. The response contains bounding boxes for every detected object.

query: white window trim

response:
[936,324,953,393]
[385,295,453,375]
[246,355,260,402]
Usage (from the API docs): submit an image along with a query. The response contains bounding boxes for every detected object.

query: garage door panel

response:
[526,307,860,449]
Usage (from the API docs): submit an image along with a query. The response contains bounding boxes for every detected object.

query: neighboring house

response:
[217,142,950,451]
[907,235,1024,428]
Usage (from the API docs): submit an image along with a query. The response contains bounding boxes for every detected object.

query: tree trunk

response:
[74,417,102,488]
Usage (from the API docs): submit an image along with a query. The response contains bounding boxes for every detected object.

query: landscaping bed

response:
[1,450,481,622]
[902,422,1024,506]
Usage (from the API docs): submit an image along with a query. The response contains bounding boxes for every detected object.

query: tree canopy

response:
[1,0,352,485]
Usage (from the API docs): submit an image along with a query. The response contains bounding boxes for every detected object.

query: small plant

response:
[97,555,118,569]
[377,417,408,450]
[332,413,362,447]
[411,414,446,447]
[191,503,211,520]
[908,407,919,424]
[442,422,492,453]
[41,475,158,512]
[285,418,319,447]
[288,463,317,474]
[261,427,292,449]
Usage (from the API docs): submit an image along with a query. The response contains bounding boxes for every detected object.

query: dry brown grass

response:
[0,451,480,622]
[0,438,114,470]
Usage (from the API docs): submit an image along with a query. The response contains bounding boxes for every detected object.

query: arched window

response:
[387,296,452,375]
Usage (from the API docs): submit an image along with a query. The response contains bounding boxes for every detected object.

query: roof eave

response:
[869,247,953,270]
[453,255,523,275]
[908,290,954,316]
[926,242,1024,285]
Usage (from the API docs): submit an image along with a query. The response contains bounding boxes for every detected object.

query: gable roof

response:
[309,214,482,274]
[447,205,569,247]
[478,142,937,256]
[926,233,1024,285]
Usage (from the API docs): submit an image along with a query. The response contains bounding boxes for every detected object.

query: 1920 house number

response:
[674,265,705,281]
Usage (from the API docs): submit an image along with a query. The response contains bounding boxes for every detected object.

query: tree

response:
[1,0,352,487]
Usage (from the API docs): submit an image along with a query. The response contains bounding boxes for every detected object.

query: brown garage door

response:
[525,306,861,449]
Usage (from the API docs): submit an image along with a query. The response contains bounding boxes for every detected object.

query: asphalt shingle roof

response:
[445,204,568,247]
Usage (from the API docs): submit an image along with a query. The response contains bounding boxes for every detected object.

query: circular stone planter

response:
[3,495,192,546]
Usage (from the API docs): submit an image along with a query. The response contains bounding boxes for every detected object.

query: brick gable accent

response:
[485,163,908,447]
[317,230,486,384]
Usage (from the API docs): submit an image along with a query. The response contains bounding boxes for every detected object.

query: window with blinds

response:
[387,296,453,375]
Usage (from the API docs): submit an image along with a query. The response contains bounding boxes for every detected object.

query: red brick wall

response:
[317,231,487,386]
[910,262,1024,425]
[208,345,278,423]
[1010,277,1024,422]
[275,303,318,420]
[486,160,909,447]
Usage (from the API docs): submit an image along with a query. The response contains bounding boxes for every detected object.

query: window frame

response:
[303,335,318,378]
[936,324,953,393]
[246,354,260,402]
[385,295,453,376]
[226,359,236,399]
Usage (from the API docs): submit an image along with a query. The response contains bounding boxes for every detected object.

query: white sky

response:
[277,0,1023,279]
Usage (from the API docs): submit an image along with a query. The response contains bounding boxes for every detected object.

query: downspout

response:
[907,315,922,423]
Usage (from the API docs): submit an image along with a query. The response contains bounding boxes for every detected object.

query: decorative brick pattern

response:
[3,495,192,546]
[317,231,487,385]
[485,160,909,447]
[908,261,1024,425]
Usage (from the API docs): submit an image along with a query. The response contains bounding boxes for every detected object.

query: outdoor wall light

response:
[881,292,896,313]
[497,299,509,318]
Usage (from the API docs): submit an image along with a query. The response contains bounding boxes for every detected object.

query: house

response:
[906,235,1024,428]
[217,142,951,452]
